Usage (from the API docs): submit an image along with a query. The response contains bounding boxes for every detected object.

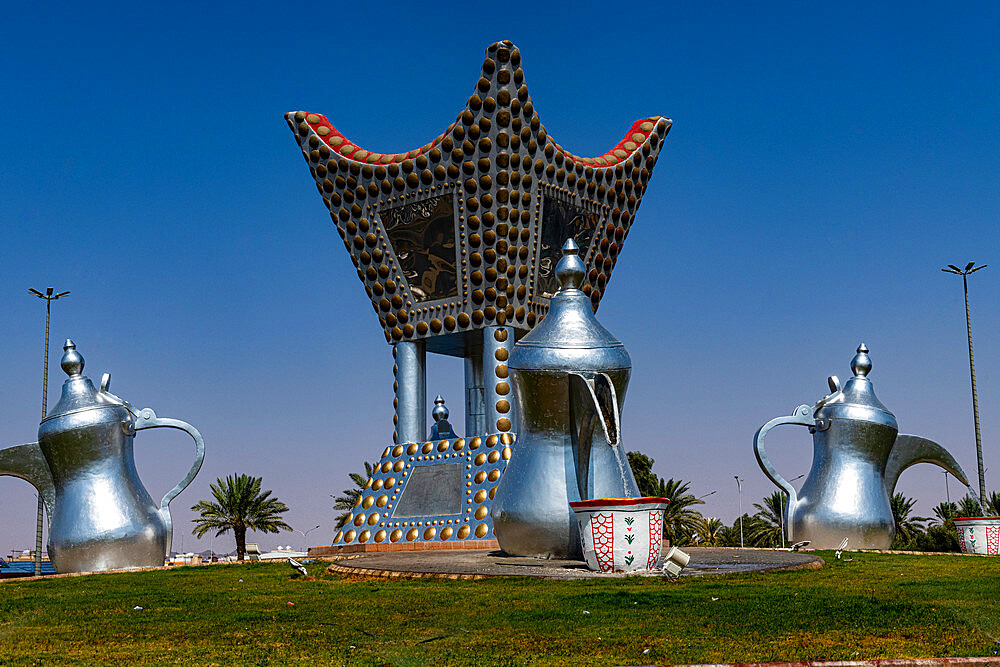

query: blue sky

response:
[1,1,997,555]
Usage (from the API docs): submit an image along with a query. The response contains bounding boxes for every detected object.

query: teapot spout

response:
[0,442,56,520]
[885,434,972,497]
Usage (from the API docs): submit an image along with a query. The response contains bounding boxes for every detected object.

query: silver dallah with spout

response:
[754,343,976,550]
[492,239,640,558]
[0,340,205,573]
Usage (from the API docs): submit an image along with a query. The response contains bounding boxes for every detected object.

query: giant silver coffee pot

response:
[0,340,205,572]
[492,240,640,558]
[754,343,975,549]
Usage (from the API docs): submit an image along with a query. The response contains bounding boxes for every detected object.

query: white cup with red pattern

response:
[954,516,1000,555]
[569,497,670,572]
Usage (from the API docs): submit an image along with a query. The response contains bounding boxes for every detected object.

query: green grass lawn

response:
[1,551,998,665]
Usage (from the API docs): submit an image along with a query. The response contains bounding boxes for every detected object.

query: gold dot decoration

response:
[470,437,482,450]
[437,440,450,452]
[382,446,391,458]
[475,506,489,520]
[407,443,419,455]
[375,529,387,543]
[393,460,404,472]
[496,418,511,432]
[286,42,668,347]
[367,512,379,525]
[475,523,489,538]
[422,442,434,454]
[502,446,512,460]
[372,479,384,491]
[333,530,343,544]
[475,471,487,484]
[358,529,370,543]
[475,453,487,466]
[474,489,488,503]
[385,476,397,488]
[362,496,374,509]
[392,445,404,457]
[488,469,501,482]
[441,526,454,540]
[376,494,388,507]
[423,526,437,540]
[407,528,419,541]
[344,529,356,542]
[390,528,403,542]
[488,450,501,464]
[453,438,465,451]
[458,525,471,539]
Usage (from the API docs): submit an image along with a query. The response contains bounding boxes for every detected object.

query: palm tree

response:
[749,491,785,547]
[331,461,377,530]
[627,451,660,497]
[191,474,292,561]
[654,478,705,545]
[932,501,959,524]
[697,517,726,546]
[986,491,1000,516]
[958,494,983,518]
[890,492,929,546]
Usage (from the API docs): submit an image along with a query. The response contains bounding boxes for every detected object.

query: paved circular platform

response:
[326,547,823,580]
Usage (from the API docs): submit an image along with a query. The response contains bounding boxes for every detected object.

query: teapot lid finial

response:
[850,343,872,378]
[432,394,449,423]
[555,238,585,291]
[60,339,84,377]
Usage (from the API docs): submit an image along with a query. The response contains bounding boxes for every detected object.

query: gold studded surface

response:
[329,434,516,547]
[286,40,669,345]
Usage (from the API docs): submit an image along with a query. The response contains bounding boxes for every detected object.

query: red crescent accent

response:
[296,112,669,168]
[570,496,670,509]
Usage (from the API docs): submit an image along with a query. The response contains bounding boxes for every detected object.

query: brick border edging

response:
[326,555,487,581]
[308,539,500,556]
[670,659,1000,666]
[324,550,826,580]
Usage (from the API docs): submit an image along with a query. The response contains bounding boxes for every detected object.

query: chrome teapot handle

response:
[752,404,816,509]
[133,408,206,529]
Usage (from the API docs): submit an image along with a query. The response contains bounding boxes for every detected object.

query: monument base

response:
[332,434,514,549]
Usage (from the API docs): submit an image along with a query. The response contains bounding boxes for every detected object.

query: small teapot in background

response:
[0,340,205,573]
[753,343,976,550]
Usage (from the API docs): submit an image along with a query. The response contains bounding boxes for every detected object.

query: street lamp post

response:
[942,262,988,505]
[27,287,70,576]
[297,524,321,552]
[734,476,743,548]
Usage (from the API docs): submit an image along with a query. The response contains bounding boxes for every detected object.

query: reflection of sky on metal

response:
[1,3,998,555]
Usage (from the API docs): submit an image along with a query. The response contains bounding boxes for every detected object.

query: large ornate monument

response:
[285,40,669,549]
[753,344,976,550]
[0,341,205,572]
